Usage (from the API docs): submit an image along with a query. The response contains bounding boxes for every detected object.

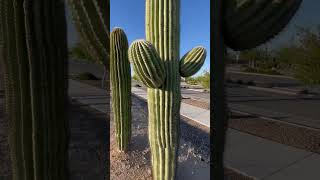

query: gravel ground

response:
[110,94,210,180]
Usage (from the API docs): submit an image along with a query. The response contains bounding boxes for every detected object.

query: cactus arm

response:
[128,40,166,88]
[110,28,131,152]
[179,46,206,77]
[225,0,303,50]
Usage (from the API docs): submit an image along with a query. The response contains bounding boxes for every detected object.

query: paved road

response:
[226,70,301,87]
[227,84,320,128]
[69,60,320,128]
[178,83,320,128]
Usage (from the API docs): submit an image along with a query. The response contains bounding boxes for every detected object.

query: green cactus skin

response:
[180,47,207,77]
[0,0,69,179]
[224,0,303,50]
[68,0,109,67]
[129,40,166,88]
[110,28,132,152]
[129,0,206,179]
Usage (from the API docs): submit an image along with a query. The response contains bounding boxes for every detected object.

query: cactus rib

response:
[110,28,131,151]
[180,46,207,77]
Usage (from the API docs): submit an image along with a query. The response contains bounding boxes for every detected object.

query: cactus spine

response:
[212,0,302,179]
[110,28,131,151]
[0,0,69,179]
[129,0,206,179]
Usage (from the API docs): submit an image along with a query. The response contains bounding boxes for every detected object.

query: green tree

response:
[132,73,141,82]
[276,26,320,85]
[239,49,261,68]
[69,41,101,64]
[198,71,210,89]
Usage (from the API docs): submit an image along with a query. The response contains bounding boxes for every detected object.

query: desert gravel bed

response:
[110,95,210,180]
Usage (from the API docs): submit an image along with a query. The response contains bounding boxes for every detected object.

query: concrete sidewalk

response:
[132,87,210,127]
[225,129,320,180]
[68,79,320,179]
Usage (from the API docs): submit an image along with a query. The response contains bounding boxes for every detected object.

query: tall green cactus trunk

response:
[129,1,206,179]
[146,1,181,179]
[0,0,69,179]
[110,28,131,152]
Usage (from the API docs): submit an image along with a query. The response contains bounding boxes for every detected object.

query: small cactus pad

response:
[180,46,207,77]
[128,40,166,88]
[224,0,303,50]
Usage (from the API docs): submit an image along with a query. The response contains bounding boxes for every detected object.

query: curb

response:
[131,92,211,129]
[226,70,296,79]
[224,166,258,180]
[247,86,299,95]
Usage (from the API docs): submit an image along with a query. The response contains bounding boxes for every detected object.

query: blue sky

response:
[110,0,210,76]
[66,0,319,73]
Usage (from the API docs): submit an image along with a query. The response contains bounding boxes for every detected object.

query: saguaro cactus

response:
[212,0,302,179]
[0,0,69,179]
[68,0,109,87]
[110,28,131,151]
[129,0,206,179]
[68,0,108,64]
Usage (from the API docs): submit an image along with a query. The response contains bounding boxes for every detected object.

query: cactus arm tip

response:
[179,46,207,77]
[128,40,166,88]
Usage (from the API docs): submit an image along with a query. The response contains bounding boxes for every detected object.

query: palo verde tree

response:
[0,0,69,179]
[212,0,302,179]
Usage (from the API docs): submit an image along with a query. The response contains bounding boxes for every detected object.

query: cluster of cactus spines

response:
[0,0,69,179]
[129,40,166,88]
[110,28,132,151]
[68,0,109,67]
[129,0,206,179]
[179,47,206,77]
[224,0,303,50]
